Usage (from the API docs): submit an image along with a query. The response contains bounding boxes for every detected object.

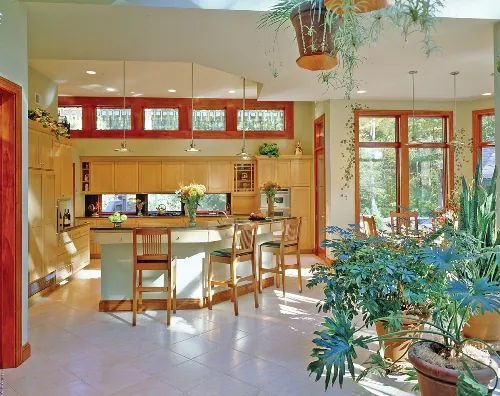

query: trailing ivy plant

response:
[259,0,445,98]
[340,102,366,198]
[452,127,473,195]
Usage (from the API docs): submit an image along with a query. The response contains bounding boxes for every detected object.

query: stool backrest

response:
[280,217,301,246]
[362,216,377,236]
[133,228,171,262]
[389,211,418,234]
[231,222,257,258]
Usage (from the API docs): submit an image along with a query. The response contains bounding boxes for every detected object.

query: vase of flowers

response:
[108,212,127,228]
[176,184,206,227]
[261,181,280,217]
[136,199,145,216]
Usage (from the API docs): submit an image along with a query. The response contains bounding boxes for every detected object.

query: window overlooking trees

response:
[357,111,451,230]
[198,194,228,212]
[144,108,179,130]
[147,194,181,212]
[473,110,495,186]
[101,194,136,213]
[237,109,285,131]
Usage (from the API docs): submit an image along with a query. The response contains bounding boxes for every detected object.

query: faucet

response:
[217,210,229,218]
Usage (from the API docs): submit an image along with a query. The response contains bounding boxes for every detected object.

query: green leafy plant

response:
[28,108,70,139]
[307,245,500,393]
[307,226,448,326]
[259,0,444,98]
[259,142,280,158]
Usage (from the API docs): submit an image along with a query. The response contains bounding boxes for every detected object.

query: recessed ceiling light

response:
[228,90,236,94]
[86,70,96,75]
[105,88,116,92]
[168,89,176,93]
[482,92,493,96]
[357,90,367,94]
[130,91,135,94]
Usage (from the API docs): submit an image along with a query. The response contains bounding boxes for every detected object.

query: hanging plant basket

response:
[290,3,338,71]
[325,0,391,14]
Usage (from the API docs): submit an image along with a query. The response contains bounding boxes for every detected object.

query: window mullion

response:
[399,114,409,210]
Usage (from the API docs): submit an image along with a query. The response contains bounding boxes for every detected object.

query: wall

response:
[495,22,500,218]
[72,101,314,215]
[326,98,494,230]
[0,1,28,344]
[28,66,58,117]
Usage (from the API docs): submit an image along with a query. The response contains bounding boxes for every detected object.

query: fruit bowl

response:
[249,212,266,221]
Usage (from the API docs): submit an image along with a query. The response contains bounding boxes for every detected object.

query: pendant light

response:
[185,63,201,152]
[406,70,419,145]
[236,77,252,160]
[115,61,133,152]
[449,71,464,146]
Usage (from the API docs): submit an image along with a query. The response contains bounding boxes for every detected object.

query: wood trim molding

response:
[59,97,294,140]
[21,343,31,365]
[99,277,274,312]
[0,76,24,369]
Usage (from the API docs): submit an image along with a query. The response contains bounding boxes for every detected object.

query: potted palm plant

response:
[307,245,500,395]
[307,226,448,361]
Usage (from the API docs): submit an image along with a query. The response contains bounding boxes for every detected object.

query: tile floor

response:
[2,255,499,396]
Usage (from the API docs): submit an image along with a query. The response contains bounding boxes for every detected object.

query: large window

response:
[101,194,136,213]
[198,194,228,212]
[58,107,82,130]
[96,107,131,130]
[473,110,495,185]
[147,194,181,212]
[144,108,179,130]
[357,112,452,230]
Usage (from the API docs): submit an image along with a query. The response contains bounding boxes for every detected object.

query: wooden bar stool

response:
[258,217,302,297]
[390,211,419,235]
[132,228,177,326]
[362,215,377,236]
[207,223,259,316]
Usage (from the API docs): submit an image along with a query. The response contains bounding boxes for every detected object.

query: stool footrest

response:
[137,286,168,293]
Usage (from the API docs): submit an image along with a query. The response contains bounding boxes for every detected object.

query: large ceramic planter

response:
[375,317,425,362]
[290,3,338,71]
[325,0,391,14]
[463,310,500,342]
[408,342,497,396]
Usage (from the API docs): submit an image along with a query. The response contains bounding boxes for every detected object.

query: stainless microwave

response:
[260,188,290,209]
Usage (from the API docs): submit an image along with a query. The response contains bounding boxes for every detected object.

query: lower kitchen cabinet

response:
[56,224,90,282]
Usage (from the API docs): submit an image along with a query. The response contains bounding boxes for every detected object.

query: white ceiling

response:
[25,3,497,101]
[28,60,259,98]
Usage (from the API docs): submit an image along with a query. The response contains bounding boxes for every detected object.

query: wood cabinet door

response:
[53,142,62,199]
[139,161,162,192]
[257,160,275,185]
[232,195,258,215]
[90,161,115,193]
[208,161,231,192]
[28,225,44,283]
[28,170,43,228]
[276,160,290,187]
[60,145,73,199]
[28,130,39,169]
[299,217,312,250]
[114,162,138,193]
[42,172,56,276]
[39,133,54,170]
[291,187,310,217]
[28,169,44,282]
[290,159,311,186]
[162,163,184,191]
[184,162,208,186]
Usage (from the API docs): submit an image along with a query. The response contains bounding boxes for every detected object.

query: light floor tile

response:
[153,360,218,392]
[194,347,253,373]
[168,336,220,359]
[37,379,103,396]
[128,348,188,375]
[187,373,258,396]
[227,357,289,388]
[110,377,185,396]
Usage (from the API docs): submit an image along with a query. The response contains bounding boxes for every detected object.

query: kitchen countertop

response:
[76,214,237,219]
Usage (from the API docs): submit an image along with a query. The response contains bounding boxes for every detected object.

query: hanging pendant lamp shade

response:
[237,77,252,160]
[185,63,200,152]
[115,61,133,152]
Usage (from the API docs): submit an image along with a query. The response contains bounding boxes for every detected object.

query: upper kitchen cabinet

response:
[90,161,115,193]
[28,129,40,169]
[290,159,312,186]
[208,161,231,192]
[114,162,139,192]
[139,161,162,192]
[184,162,208,187]
[60,144,73,199]
[28,123,54,171]
[256,158,290,187]
[38,133,54,170]
[275,160,290,187]
[257,160,274,187]
[162,162,184,191]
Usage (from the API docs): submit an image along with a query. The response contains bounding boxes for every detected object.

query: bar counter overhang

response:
[93,218,287,311]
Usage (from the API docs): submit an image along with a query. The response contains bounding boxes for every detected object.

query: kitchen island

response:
[93,218,286,311]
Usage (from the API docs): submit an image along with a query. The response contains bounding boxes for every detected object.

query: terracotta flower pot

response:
[463,310,500,342]
[290,3,338,71]
[325,0,391,14]
[375,317,425,362]
[408,342,497,396]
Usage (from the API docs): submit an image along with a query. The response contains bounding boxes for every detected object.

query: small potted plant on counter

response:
[108,212,127,228]
[307,245,500,395]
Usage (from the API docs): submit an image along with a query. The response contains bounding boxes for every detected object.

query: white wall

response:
[0,1,28,344]
[325,98,494,230]
[28,66,58,117]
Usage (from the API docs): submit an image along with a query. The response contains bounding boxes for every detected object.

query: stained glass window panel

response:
[193,109,225,131]
[58,107,83,130]
[144,108,179,130]
[237,109,284,131]
[96,108,131,130]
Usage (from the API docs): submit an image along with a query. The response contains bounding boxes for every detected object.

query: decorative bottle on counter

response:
[63,210,70,228]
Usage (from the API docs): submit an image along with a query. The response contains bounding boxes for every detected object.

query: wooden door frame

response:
[314,114,326,259]
[0,76,29,368]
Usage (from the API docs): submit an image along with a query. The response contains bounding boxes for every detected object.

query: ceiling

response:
[24,2,497,101]
[28,60,259,98]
